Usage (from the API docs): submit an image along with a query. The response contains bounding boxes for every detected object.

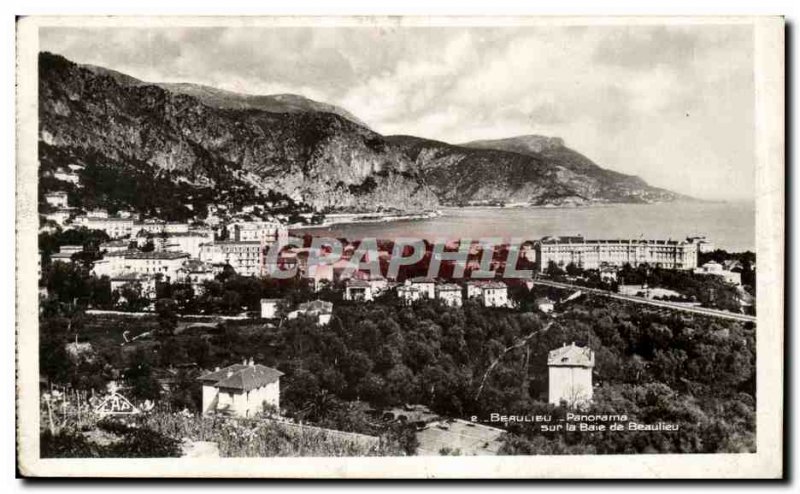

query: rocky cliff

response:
[40,52,436,216]
[39,52,680,219]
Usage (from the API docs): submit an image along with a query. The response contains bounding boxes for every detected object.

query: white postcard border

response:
[15,15,785,479]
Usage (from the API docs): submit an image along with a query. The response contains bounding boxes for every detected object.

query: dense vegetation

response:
[545,259,754,314]
[40,274,756,455]
[39,141,316,224]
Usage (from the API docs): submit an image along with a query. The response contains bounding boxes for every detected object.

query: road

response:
[534,279,757,323]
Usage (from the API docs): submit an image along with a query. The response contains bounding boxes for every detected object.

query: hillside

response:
[40,52,436,217]
[461,135,679,202]
[40,52,680,219]
[82,64,370,128]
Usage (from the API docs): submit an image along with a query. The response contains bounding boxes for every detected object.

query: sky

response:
[40,24,755,201]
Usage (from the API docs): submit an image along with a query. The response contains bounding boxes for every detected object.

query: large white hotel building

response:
[534,236,700,272]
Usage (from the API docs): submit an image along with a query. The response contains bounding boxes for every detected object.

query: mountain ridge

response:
[39,52,681,221]
[81,63,370,128]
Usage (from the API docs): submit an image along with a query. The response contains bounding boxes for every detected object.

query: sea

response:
[291,201,756,253]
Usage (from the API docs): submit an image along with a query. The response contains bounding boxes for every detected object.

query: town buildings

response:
[44,191,69,208]
[100,239,131,253]
[694,261,742,285]
[200,241,264,277]
[599,266,618,283]
[134,220,191,236]
[92,251,191,280]
[120,251,190,280]
[534,236,699,272]
[408,277,436,299]
[481,281,510,308]
[465,280,511,308]
[50,251,75,263]
[436,283,463,307]
[75,216,136,239]
[344,279,374,302]
[260,298,281,319]
[397,284,421,305]
[53,165,82,185]
[687,235,716,254]
[140,231,212,259]
[175,259,216,293]
[548,343,594,406]
[60,245,83,255]
[307,263,334,291]
[50,245,82,263]
[198,361,283,418]
[110,273,157,300]
[465,281,485,300]
[536,297,555,314]
[287,300,334,326]
[226,221,287,244]
[44,209,72,227]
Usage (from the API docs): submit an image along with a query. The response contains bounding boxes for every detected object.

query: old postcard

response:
[15,16,784,478]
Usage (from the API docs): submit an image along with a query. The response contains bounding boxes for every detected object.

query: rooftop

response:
[198,364,284,392]
[110,272,155,282]
[100,240,130,247]
[346,279,371,288]
[212,240,263,245]
[124,251,190,260]
[103,249,141,258]
[85,217,134,223]
[297,300,334,314]
[180,259,213,272]
[539,236,687,246]
[548,343,594,368]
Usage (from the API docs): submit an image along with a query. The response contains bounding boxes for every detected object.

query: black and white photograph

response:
[14,15,784,478]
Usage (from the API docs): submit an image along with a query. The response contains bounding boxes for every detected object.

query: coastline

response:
[290,210,442,230]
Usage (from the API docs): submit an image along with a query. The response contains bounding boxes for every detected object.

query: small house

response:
[436,283,463,307]
[44,191,69,208]
[344,279,374,302]
[536,297,555,314]
[599,266,618,283]
[481,281,509,308]
[198,360,283,418]
[397,284,421,306]
[408,277,436,299]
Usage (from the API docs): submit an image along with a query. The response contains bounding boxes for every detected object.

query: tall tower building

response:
[548,343,595,407]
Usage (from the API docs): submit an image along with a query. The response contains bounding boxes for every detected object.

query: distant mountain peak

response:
[155,82,370,129]
[461,135,565,154]
[39,51,681,214]
[75,57,369,129]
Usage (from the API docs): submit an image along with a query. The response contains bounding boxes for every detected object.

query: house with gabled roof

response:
[198,360,283,417]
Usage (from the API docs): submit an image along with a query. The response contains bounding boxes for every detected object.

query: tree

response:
[154,298,179,340]
[565,262,582,277]
[116,282,149,311]
[545,261,565,278]
[125,350,161,401]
